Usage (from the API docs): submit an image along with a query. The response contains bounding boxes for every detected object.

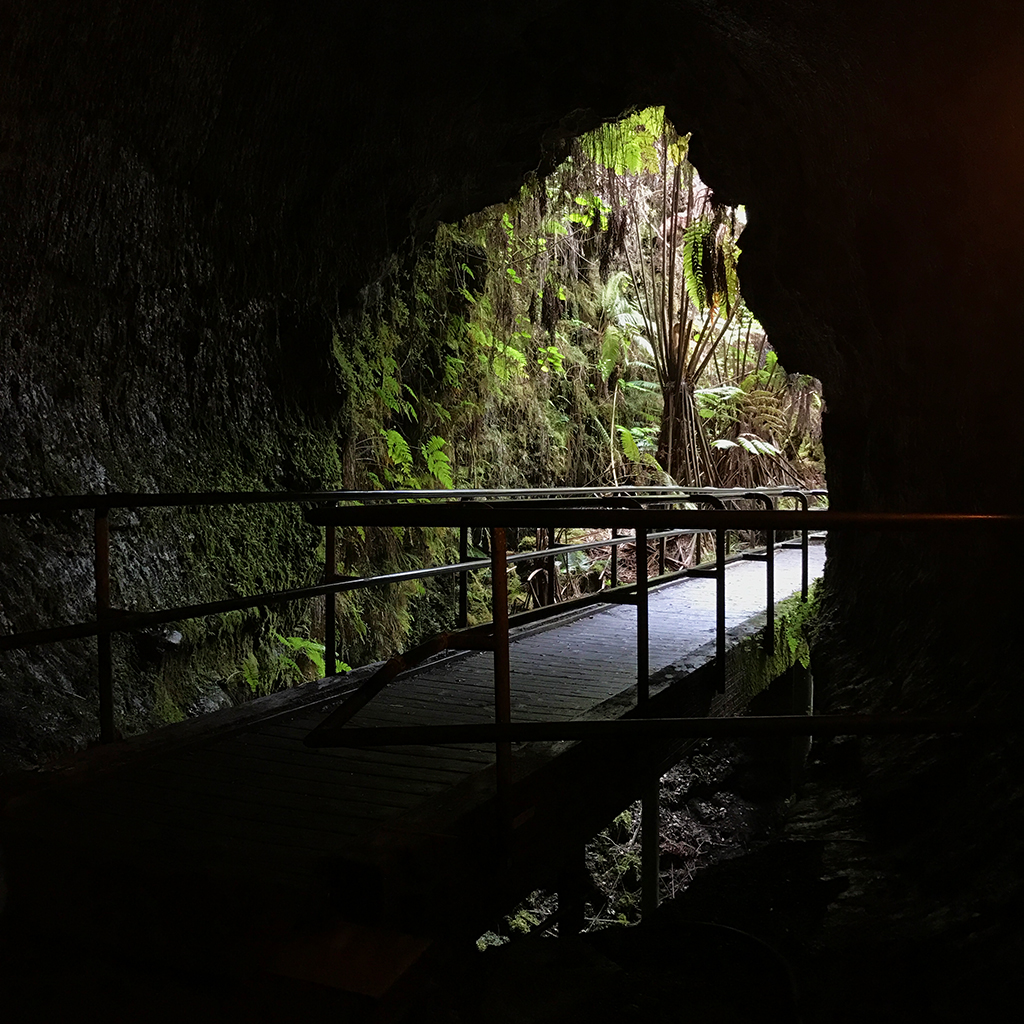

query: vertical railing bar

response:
[95,506,115,743]
[458,522,469,629]
[324,518,337,676]
[658,534,666,576]
[781,490,811,602]
[802,514,808,601]
[744,492,776,655]
[799,492,810,601]
[636,526,649,705]
[547,525,556,605]
[611,527,619,588]
[491,525,513,852]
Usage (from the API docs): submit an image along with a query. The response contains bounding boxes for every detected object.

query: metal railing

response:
[4,488,1015,759]
[2,489,1020,923]
[0,486,821,743]
[296,500,1020,911]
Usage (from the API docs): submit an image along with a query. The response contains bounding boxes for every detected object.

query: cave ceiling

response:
[0,1,1020,517]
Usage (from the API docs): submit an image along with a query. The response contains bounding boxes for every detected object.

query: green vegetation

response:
[143,108,824,719]
[312,108,823,674]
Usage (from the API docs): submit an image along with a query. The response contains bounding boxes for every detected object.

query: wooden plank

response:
[142,759,426,814]
[221,730,494,778]
[281,704,498,733]
[254,724,495,765]
[176,747,453,796]
[68,778,382,844]
[354,690,608,722]
[198,745,473,790]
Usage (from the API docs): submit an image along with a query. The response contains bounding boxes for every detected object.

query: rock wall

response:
[1,1,1021,766]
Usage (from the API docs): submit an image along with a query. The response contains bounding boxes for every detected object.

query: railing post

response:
[547,525,557,605]
[458,523,469,629]
[491,526,513,851]
[744,493,776,655]
[638,521,659,917]
[611,527,619,588]
[798,493,809,601]
[94,506,115,743]
[716,525,726,694]
[324,520,337,676]
[780,490,810,601]
[658,534,666,576]
[636,526,649,705]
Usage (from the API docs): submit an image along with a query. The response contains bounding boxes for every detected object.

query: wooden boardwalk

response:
[1,539,825,991]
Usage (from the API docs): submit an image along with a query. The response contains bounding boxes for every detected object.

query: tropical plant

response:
[574,109,823,489]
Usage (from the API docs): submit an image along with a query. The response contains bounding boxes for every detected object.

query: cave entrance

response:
[350,107,824,503]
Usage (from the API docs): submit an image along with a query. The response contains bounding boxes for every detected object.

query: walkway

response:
[1,538,825,994]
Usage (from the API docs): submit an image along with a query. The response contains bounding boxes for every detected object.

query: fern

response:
[241,653,261,694]
[381,428,413,482]
[271,631,327,679]
[617,425,642,462]
[682,218,713,310]
[713,434,782,457]
[582,107,665,175]
[421,435,454,488]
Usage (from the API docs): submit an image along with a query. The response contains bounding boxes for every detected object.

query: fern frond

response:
[682,218,713,310]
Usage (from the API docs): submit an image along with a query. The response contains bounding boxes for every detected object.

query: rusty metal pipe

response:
[491,526,513,848]
[324,522,337,676]
[304,713,1017,748]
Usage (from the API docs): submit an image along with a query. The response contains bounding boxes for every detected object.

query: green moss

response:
[151,686,185,725]
[727,582,822,702]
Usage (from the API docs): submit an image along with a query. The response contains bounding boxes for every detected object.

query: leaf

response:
[272,632,326,678]
[621,379,660,393]
[617,426,642,462]
[381,429,413,479]
[683,218,713,310]
[421,435,454,489]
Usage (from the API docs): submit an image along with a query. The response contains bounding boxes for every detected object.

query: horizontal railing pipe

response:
[306,507,1012,531]
[303,714,1020,748]
[0,526,740,653]
[17,487,1021,756]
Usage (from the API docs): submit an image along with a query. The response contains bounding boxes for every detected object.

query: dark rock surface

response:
[0,0,1021,1012]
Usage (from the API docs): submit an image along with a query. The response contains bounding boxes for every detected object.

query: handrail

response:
[306,713,1019,748]
[0,486,828,744]
[301,501,1020,857]
[304,506,1007,530]
[5,487,1021,889]
[0,484,813,516]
